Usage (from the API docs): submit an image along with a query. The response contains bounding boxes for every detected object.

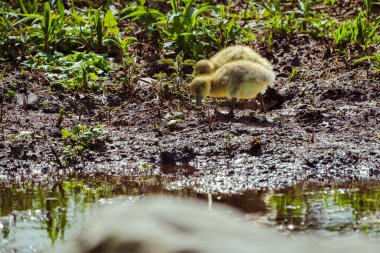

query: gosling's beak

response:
[195,96,203,106]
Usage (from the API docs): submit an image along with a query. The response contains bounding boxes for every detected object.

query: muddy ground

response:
[0,34,379,193]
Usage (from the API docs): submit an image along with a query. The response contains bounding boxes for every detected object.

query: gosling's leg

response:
[257,93,265,113]
[227,97,237,117]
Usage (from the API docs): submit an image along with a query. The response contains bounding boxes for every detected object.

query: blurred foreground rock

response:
[55,196,379,253]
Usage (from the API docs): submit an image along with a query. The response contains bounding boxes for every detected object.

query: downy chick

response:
[189,60,275,117]
[194,45,273,75]
[194,46,274,112]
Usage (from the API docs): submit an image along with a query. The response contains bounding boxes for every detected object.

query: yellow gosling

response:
[194,45,273,75]
[194,46,274,112]
[189,60,275,117]
[194,59,214,75]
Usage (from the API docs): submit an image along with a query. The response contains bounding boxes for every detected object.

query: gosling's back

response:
[210,45,273,71]
[210,60,275,100]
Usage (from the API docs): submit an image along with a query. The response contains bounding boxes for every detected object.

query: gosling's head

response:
[194,60,214,75]
[189,76,211,105]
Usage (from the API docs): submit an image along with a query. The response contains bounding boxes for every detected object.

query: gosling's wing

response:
[211,46,273,71]
[232,47,273,71]
[214,62,249,98]
[210,47,233,69]
[243,62,275,85]
[236,63,274,99]
[211,46,244,68]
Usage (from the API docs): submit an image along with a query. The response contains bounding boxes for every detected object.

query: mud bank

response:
[1,36,379,193]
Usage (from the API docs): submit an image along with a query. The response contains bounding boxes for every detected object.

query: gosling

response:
[194,46,273,112]
[194,45,273,75]
[189,60,275,118]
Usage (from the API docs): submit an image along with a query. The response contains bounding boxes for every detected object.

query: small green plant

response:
[27,51,111,90]
[217,11,244,47]
[0,89,15,124]
[364,0,380,13]
[266,12,298,45]
[308,16,335,38]
[17,1,64,52]
[41,2,53,51]
[288,67,298,81]
[0,8,30,59]
[156,1,218,58]
[103,9,136,57]
[157,52,193,101]
[117,56,138,93]
[56,108,64,128]
[141,163,155,177]
[254,0,283,18]
[18,0,38,14]
[61,124,104,164]
[5,90,16,100]
[77,8,104,52]
[297,0,312,18]
[165,111,184,130]
[323,0,336,5]
[354,52,380,74]
[223,133,233,151]
[167,51,185,84]
[332,12,380,50]
[119,0,165,45]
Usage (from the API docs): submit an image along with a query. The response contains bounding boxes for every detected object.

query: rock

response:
[17,131,32,138]
[16,92,38,105]
[160,150,177,165]
[55,196,379,253]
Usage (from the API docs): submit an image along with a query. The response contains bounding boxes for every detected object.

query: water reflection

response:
[0,178,380,253]
[268,183,380,235]
[211,190,269,213]
[0,175,168,253]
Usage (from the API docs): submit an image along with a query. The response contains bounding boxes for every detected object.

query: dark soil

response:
[1,34,379,193]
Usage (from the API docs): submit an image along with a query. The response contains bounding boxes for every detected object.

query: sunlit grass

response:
[0,0,379,93]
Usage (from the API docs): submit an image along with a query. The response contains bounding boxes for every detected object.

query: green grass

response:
[26,51,111,91]
[354,52,380,74]
[0,0,379,95]
[364,0,380,13]
[61,124,104,165]
[332,11,380,50]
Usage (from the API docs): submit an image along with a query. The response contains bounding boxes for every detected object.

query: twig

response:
[50,144,63,168]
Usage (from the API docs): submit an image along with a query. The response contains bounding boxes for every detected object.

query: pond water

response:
[1,175,380,253]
